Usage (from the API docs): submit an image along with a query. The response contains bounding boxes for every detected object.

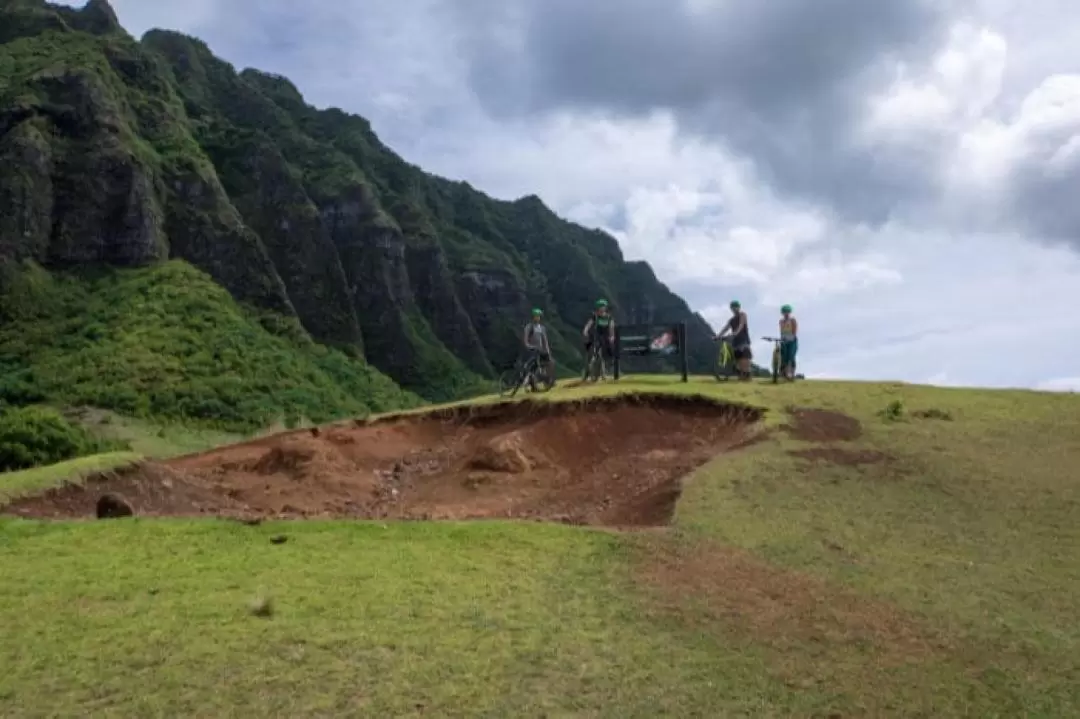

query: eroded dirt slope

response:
[3,394,763,527]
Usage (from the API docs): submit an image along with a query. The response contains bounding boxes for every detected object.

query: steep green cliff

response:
[0,0,722,425]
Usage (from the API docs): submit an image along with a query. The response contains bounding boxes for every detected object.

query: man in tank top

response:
[716,300,752,380]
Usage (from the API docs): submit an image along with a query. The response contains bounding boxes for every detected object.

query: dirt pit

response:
[3,394,762,527]
[783,407,862,442]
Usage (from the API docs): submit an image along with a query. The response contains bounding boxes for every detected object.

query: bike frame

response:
[760,336,789,384]
[501,351,553,397]
[714,337,737,381]
[582,336,609,382]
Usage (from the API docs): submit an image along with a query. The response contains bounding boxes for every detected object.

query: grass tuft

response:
[0,450,141,502]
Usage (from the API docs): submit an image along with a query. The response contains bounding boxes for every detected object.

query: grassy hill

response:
[2,378,1078,716]
[0,259,422,431]
[0,0,723,414]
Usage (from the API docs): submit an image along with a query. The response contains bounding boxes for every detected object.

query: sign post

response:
[613,322,688,382]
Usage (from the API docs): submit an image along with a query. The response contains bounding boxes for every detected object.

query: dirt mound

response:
[7,463,249,520]
[783,407,861,442]
[789,448,890,466]
[2,394,763,527]
[468,432,538,473]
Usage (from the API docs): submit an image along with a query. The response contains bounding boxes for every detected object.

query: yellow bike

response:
[761,336,799,384]
[713,336,737,381]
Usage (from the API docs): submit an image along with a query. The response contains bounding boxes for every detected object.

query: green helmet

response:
[729,300,741,309]
[595,298,608,308]
[531,308,543,317]
[781,304,792,313]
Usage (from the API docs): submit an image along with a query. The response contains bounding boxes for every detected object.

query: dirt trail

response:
[3,394,763,527]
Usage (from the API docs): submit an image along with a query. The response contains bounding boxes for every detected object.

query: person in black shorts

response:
[715,300,752,380]
[582,298,615,378]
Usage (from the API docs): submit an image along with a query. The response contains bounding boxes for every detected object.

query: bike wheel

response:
[590,351,603,382]
[498,369,519,397]
[533,366,556,393]
[582,347,596,382]
[771,348,780,384]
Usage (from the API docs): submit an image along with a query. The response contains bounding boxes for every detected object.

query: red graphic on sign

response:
[650,331,673,351]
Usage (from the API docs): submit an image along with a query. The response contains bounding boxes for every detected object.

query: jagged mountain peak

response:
[0,9,729,421]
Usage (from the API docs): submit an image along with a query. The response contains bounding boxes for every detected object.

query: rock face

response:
[0,0,724,402]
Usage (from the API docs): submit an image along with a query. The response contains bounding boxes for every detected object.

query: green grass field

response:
[2,377,1079,716]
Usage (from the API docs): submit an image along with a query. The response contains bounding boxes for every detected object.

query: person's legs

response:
[780,339,797,379]
[523,350,539,390]
[735,345,752,380]
[601,337,615,378]
[785,338,798,379]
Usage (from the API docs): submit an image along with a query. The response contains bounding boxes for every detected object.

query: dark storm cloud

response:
[457,0,952,224]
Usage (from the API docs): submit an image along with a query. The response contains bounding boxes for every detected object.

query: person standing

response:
[716,300,752,380]
[582,298,615,379]
[779,304,798,380]
[523,307,555,384]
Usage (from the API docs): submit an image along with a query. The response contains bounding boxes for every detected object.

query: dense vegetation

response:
[0,404,125,471]
[0,0,724,429]
[0,260,422,431]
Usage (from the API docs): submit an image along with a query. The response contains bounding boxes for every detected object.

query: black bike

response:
[582,337,609,382]
[499,352,555,397]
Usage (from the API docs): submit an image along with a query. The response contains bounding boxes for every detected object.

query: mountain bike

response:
[713,336,738,381]
[761,336,794,384]
[582,337,609,382]
[499,351,555,397]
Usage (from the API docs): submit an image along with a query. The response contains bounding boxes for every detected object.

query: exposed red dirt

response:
[632,537,969,711]
[635,538,939,661]
[2,394,763,527]
[788,447,891,466]
[783,406,862,442]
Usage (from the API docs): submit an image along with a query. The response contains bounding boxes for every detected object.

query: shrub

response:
[0,405,128,472]
[878,399,905,421]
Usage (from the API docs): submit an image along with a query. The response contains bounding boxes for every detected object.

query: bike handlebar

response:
[761,336,784,342]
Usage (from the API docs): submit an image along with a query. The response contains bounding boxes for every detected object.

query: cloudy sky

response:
[66,0,1080,390]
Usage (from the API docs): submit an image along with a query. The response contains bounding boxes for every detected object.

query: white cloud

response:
[953,73,1080,189]
[54,0,1080,390]
[865,23,1008,136]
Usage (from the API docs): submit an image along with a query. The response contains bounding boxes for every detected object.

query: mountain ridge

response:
[0,0,724,425]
